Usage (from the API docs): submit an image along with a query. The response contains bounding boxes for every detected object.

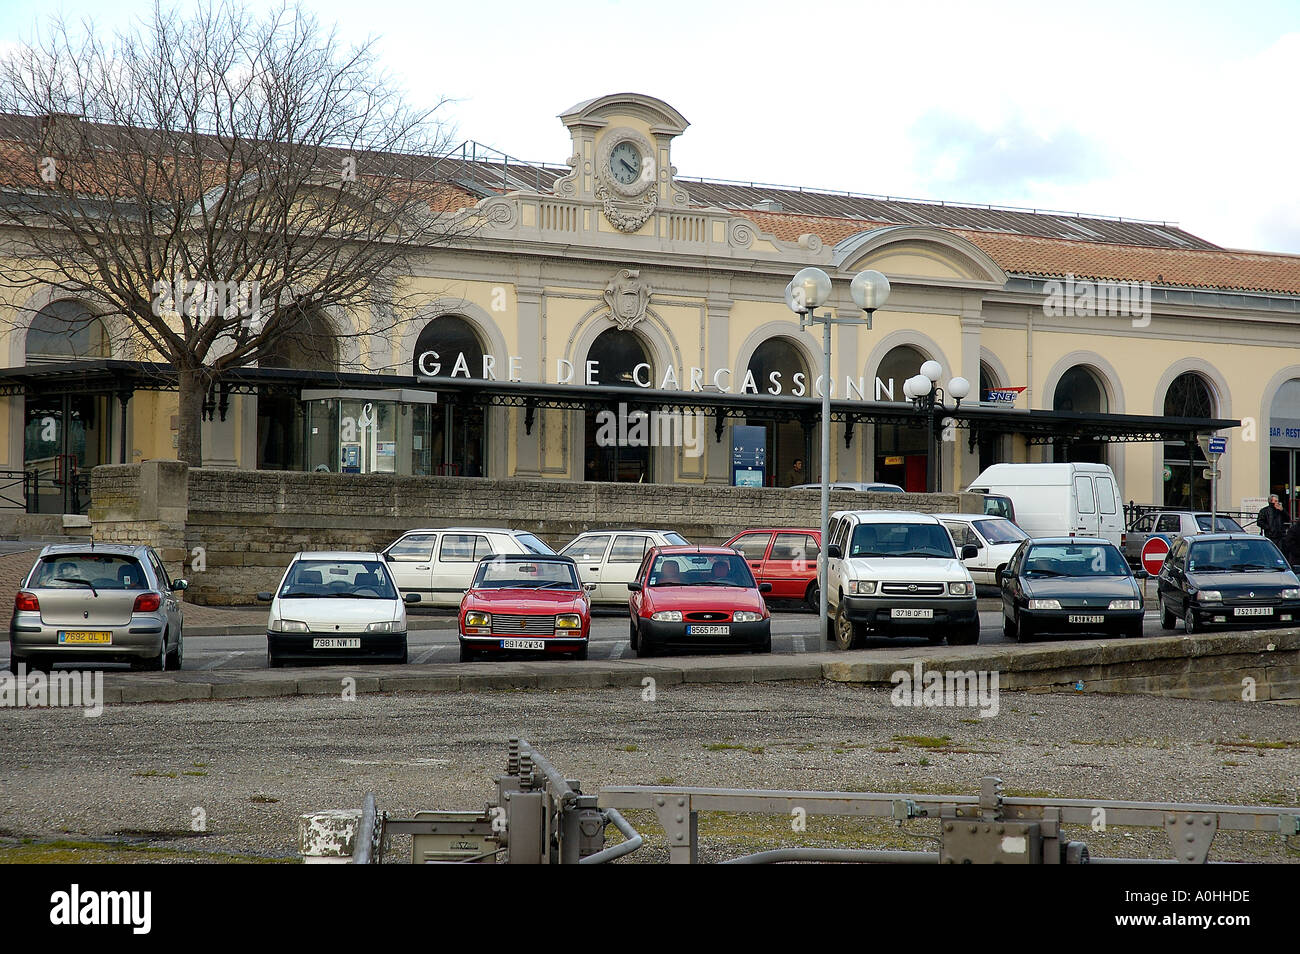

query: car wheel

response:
[1003,613,1018,640]
[266,646,283,668]
[834,601,861,651]
[926,631,945,646]
[1016,611,1034,643]
[635,635,656,658]
[1124,621,1143,639]
[826,604,836,641]
[1184,608,1201,634]
[165,630,183,671]
[574,644,589,661]
[752,625,772,654]
[6,652,21,674]
[138,634,166,672]
[628,619,639,651]
[804,581,820,613]
[1159,599,1176,630]
[949,621,980,646]
[458,641,475,663]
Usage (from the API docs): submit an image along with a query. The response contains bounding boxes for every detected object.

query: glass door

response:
[24,393,110,513]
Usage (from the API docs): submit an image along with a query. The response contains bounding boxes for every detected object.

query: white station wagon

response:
[381,527,555,607]
[560,529,689,604]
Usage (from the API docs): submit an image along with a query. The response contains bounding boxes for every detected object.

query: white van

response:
[966,463,1124,548]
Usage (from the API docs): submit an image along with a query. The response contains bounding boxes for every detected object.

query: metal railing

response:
[1124,500,1262,532]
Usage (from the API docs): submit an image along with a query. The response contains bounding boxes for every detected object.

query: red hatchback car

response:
[458,555,591,661]
[724,528,822,610]
[627,546,772,657]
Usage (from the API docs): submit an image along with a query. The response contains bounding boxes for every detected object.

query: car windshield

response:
[1023,545,1129,577]
[473,560,580,590]
[848,523,955,559]
[649,553,754,587]
[1187,539,1287,573]
[972,519,1028,545]
[280,560,397,599]
[31,554,149,589]
[1194,515,1244,532]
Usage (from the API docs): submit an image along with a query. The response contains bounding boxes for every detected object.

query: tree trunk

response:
[176,366,211,467]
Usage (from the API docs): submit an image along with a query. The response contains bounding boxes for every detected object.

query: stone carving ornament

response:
[603,269,652,331]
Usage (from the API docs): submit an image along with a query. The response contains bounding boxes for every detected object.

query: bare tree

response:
[0,1,476,464]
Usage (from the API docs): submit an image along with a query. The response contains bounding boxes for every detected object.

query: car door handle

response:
[589,566,600,571]
[415,565,430,570]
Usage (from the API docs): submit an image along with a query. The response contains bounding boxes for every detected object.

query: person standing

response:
[1283,517,1300,567]
[1258,494,1288,549]
[784,457,806,487]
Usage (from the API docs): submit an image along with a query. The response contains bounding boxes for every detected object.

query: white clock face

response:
[609,142,641,186]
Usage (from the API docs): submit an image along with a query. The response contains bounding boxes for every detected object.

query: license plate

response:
[58,631,111,645]
[501,639,546,650]
[890,609,933,619]
[1068,615,1106,624]
[686,625,730,635]
[1233,606,1273,617]
[312,638,361,649]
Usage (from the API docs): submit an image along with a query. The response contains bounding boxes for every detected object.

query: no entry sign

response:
[1141,536,1170,576]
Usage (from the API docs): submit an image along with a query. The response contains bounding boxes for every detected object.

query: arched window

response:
[26,300,108,364]
[1163,372,1216,509]
[407,314,488,476]
[747,338,811,486]
[874,345,930,490]
[977,360,1004,471]
[1270,379,1300,519]
[261,310,338,371]
[1052,365,1108,463]
[258,311,339,470]
[411,315,485,378]
[584,328,652,482]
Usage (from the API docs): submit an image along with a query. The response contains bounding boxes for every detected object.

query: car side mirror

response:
[627,582,642,591]
[1135,569,1149,580]
[759,582,773,593]
[404,593,421,603]
[961,545,979,560]
[256,591,273,602]
[171,579,189,591]
[994,568,1004,585]
[584,583,597,591]
[827,545,843,560]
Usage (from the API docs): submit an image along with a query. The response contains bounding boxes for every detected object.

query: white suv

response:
[825,510,980,649]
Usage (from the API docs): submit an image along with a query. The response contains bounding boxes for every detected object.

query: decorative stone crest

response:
[595,179,657,233]
[602,269,652,330]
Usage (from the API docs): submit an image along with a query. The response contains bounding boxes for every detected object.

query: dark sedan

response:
[998,537,1147,641]
[1156,533,1300,634]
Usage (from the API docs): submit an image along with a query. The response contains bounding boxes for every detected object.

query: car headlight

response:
[464,611,491,627]
[650,611,682,622]
[1281,588,1300,600]
[1028,599,1060,610]
[1108,599,1141,610]
[732,611,764,622]
[554,614,583,630]
[271,619,309,633]
[948,582,971,596]
[847,581,876,595]
[1196,590,1222,603]
[366,621,400,633]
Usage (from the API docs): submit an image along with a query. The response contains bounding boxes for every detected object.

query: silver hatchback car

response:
[8,544,188,672]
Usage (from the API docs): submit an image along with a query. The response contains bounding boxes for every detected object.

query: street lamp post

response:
[903,361,971,493]
[785,266,890,637]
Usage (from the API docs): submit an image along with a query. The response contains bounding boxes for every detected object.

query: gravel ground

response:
[1,683,1298,863]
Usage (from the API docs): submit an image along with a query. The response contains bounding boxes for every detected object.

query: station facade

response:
[3,93,1299,517]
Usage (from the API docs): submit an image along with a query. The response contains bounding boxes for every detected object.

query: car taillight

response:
[14,591,38,612]
[133,592,162,613]
[1121,532,1127,547]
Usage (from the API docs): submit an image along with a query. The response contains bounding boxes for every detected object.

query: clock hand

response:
[620,158,636,174]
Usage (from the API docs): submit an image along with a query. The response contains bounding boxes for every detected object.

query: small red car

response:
[723,528,822,610]
[458,555,591,661]
[627,546,772,657]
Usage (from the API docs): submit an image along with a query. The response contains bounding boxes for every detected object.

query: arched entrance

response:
[874,345,930,490]
[405,315,488,476]
[1052,366,1108,463]
[1269,379,1300,519]
[584,328,652,482]
[24,300,112,513]
[258,310,338,471]
[747,337,811,485]
[976,360,1006,472]
[1162,372,1215,508]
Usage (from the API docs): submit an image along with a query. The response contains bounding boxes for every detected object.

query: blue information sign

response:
[1208,437,1226,455]
[731,425,767,487]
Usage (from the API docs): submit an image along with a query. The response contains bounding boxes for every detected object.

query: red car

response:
[458,555,591,661]
[627,546,772,657]
[723,528,822,610]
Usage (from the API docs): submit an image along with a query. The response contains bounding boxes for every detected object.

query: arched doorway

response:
[874,345,930,490]
[258,311,338,471]
[24,300,112,513]
[976,360,1005,473]
[747,337,811,485]
[1052,365,1108,463]
[1269,379,1300,519]
[406,315,487,476]
[584,328,652,482]
[1162,372,1215,508]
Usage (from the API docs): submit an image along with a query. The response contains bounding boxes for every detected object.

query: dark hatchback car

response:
[998,537,1147,641]
[1156,533,1300,634]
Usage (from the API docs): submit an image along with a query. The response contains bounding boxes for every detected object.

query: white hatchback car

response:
[934,513,1029,586]
[560,529,689,604]
[259,551,419,667]
[381,527,555,607]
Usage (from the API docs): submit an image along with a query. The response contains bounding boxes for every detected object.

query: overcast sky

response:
[4,0,1298,253]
